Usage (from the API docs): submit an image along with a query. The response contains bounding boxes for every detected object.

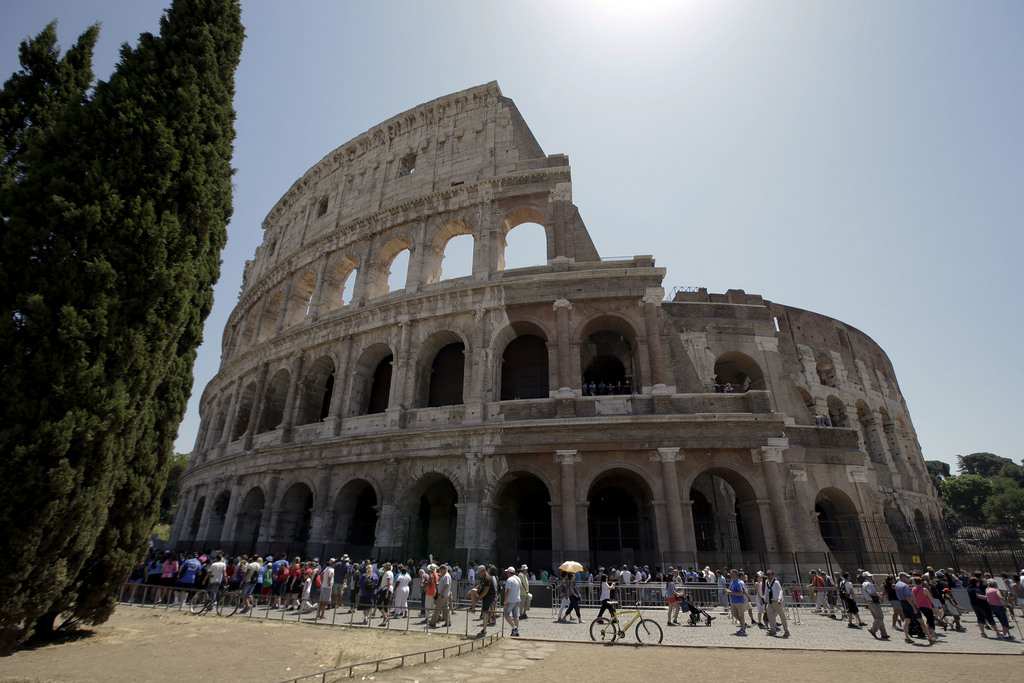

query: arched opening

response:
[321,255,358,311]
[428,342,465,407]
[796,386,815,424]
[233,487,265,551]
[499,213,548,271]
[826,395,849,428]
[284,271,316,327]
[408,477,458,560]
[368,237,412,298]
[349,344,394,416]
[713,352,765,392]
[914,509,934,551]
[236,308,259,355]
[588,470,657,566]
[188,496,206,541]
[501,335,549,400]
[687,468,766,554]
[332,480,378,557]
[497,475,553,560]
[257,369,291,433]
[296,356,336,424]
[387,249,410,293]
[273,483,314,552]
[815,488,864,554]
[423,220,474,284]
[816,354,838,388]
[580,319,638,394]
[208,407,227,449]
[885,506,914,550]
[231,382,257,440]
[439,233,474,280]
[255,292,282,344]
[206,489,231,545]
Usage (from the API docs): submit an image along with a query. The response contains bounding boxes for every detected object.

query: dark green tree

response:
[957,452,1017,478]
[160,452,191,525]
[925,460,951,492]
[0,0,242,650]
[939,474,993,521]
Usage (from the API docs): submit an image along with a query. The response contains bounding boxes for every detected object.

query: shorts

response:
[843,598,859,614]
[175,580,196,590]
[480,595,495,613]
[241,582,256,597]
[504,601,520,618]
[900,600,917,620]
[374,591,390,606]
[730,602,746,620]
[332,583,345,599]
[273,580,288,596]
[667,597,678,604]
[319,585,332,603]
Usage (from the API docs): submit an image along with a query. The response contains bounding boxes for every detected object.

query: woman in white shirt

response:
[393,565,412,618]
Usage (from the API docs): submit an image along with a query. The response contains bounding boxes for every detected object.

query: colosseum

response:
[171,82,945,576]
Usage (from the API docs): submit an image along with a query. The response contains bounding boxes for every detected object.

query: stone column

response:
[307,469,333,548]
[640,289,668,389]
[194,488,217,546]
[256,475,281,548]
[242,362,269,450]
[553,299,573,390]
[652,447,686,552]
[556,450,581,552]
[169,487,196,548]
[755,439,794,553]
[274,276,296,332]
[218,378,244,453]
[280,351,306,442]
[220,480,246,546]
[679,499,696,554]
[329,335,353,435]
[307,257,331,319]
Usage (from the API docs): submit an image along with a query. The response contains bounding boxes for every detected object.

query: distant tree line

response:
[926,453,1024,527]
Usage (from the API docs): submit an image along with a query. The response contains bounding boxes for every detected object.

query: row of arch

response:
[796,387,923,472]
[228,216,551,360]
[180,466,926,561]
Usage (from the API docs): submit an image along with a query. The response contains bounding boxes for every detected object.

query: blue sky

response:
[2,1,1021,472]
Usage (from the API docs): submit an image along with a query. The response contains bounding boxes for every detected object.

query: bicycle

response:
[590,601,663,644]
[188,585,240,617]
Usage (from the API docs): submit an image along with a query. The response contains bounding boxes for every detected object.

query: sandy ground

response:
[0,606,1019,683]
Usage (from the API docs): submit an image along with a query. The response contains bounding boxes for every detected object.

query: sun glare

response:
[582,0,699,25]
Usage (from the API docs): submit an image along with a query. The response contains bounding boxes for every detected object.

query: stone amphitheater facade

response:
[171,82,944,573]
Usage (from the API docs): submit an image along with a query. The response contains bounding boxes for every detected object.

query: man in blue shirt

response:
[175,552,202,603]
[728,569,748,635]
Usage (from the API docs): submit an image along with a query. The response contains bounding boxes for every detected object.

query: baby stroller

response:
[682,594,716,626]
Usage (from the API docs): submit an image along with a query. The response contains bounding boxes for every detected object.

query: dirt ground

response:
[0,607,1019,683]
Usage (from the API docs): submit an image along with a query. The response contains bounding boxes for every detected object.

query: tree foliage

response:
[937,453,1024,527]
[160,452,190,525]
[0,0,242,651]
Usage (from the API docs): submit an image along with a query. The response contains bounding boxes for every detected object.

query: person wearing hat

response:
[503,566,522,637]
[860,572,888,639]
[764,570,789,637]
[516,565,531,619]
[428,565,451,628]
[895,572,935,644]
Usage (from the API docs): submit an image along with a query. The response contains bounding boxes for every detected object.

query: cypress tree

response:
[0,0,242,649]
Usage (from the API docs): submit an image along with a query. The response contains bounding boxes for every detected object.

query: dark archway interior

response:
[368,355,392,414]
[501,335,548,400]
[413,479,457,559]
[428,343,465,407]
[588,482,653,553]
[348,486,377,547]
[497,476,552,552]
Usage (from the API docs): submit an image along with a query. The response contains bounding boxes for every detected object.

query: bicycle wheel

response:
[635,619,663,644]
[216,591,239,616]
[590,617,615,642]
[188,591,210,614]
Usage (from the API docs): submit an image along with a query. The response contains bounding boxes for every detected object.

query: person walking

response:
[429,565,451,628]
[764,570,790,638]
[860,572,889,639]
[728,569,748,636]
[503,566,522,637]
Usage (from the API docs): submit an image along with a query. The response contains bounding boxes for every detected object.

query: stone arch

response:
[500,334,549,400]
[282,272,316,329]
[897,416,921,470]
[369,235,412,298]
[713,351,766,392]
[232,486,266,548]
[587,467,659,560]
[256,291,283,344]
[273,482,314,550]
[885,506,913,548]
[495,472,553,557]
[498,205,550,270]
[332,479,379,554]
[257,368,291,433]
[796,386,816,424]
[321,254,359,311]
[206,489,231,545]
[424,219,475,284]
[399,472,461,560]
[815,487,864,553]
[231,381,257,440]
[578,314,641,393]
[236,307,259,355]
[349,343,394,416]
[816,353,838,388]
[913,508,935,551]
[685,465,768,553]
[826,395,849,428]
[296,355,336,424]
[413,330,469,408]
[188,495,206,541]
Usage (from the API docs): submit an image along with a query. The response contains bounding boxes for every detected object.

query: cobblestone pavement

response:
[228,599,1023,655]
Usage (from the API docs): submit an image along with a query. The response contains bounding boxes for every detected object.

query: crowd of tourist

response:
[124,549,1023,644]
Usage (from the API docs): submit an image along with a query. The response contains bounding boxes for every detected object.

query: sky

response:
[1,0,1021,472]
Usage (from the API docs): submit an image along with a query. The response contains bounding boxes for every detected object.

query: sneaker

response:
[868,629,877,638]
[520,614,528,619]
[736,628,746,636]
[511,628,519,637]
[782,631,790,638]
[476,630,487,638]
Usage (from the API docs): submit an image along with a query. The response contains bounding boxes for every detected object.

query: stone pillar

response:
[220,480,246,546]
[755,439,794,553]
[652,447,686,552]
[393,317,414,409]
[194,489,217,546]
[679,499,696,554]
[640,289,669,389]
[169,487,196,548]
[556,450,581,552]
[329,335,353,435]
[256,475,281,547]
[553,299,573,390]
[280,351,306,442]
[274,276,296,332]
[218,378,244,451]
[307,469,333,547]
[307,257,331,319]
[375,503,397,548]
[242,362,269,450]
